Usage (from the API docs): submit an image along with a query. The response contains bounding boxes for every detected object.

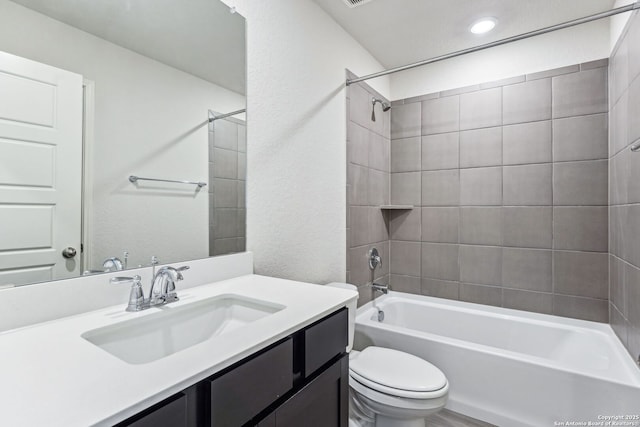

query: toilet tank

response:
[325,282,358,352]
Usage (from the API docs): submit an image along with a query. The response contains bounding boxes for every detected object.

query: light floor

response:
[425,409,496,427]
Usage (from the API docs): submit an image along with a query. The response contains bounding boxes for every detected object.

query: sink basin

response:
[82,294,285,364]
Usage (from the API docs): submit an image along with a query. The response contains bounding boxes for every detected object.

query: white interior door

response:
[0,51,83,287]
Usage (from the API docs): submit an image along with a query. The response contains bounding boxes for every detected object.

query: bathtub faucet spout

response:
[372,282,388,295]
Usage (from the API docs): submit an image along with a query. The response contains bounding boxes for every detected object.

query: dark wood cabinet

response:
[272,355,349,427]
[115,308,348,427]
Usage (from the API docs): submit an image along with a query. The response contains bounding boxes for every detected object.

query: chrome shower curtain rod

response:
[346,2,640,86]
[208,108,246,122]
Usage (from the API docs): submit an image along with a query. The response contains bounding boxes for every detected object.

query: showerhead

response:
[371,97,391,122]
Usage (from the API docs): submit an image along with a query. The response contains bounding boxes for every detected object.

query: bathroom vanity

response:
[0,268,357,427]
[117,308,349,427]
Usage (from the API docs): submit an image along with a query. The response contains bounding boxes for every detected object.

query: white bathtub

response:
[354,292,640,426]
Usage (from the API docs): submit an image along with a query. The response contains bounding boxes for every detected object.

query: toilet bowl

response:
[327,283,448,427]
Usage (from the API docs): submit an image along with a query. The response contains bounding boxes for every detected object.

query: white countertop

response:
[0,274,357,427]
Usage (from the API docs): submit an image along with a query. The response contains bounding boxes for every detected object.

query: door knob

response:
[62,247,77,259]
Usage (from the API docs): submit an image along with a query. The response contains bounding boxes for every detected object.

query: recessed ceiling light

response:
[470,17,498,35]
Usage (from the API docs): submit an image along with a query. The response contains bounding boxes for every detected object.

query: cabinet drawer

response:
[210,338,293,426]
[304,308,347,377]
[116,393,187,427]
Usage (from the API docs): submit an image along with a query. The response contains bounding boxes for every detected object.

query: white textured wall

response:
[0,1,245,269]
[390,20,612,100]
[220,0,389,284]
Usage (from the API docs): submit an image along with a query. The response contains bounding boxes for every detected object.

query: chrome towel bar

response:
[129,175,207,188]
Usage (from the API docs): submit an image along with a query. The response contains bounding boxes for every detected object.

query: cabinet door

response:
[210,338,293,426]
[274,355,348,427]
[116,393,188,427]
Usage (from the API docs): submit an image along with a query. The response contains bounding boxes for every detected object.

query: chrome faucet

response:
[372,282,389,295]
[149,266,189,305]
[111,263,189,312]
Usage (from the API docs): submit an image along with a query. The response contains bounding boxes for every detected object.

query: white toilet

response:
[328,283,449,427]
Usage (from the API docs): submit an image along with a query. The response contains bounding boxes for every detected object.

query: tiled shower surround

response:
[346,71,391,305]
[209,116,246,256]
[347,61,612,322]
[609,11,640,363]
[388,61,609,322]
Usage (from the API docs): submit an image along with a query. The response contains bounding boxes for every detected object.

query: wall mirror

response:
[0,0,246,288]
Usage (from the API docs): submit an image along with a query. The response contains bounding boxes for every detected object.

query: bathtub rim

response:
[356,291,640,388]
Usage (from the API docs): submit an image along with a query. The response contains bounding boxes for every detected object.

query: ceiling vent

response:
[342,0,374,8]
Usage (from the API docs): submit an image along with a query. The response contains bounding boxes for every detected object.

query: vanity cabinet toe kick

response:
[115,307,349,427]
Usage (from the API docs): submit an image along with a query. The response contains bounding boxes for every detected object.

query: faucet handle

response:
[111,275,146,312]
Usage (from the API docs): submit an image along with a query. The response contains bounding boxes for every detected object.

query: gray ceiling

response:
[11,0,246,95]
[313,0,616,69]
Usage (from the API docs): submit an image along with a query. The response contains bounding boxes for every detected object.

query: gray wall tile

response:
[422,133,459,171]
[213,178,238,208]
[580,58,608,70]
[502,248,552,292]
[553,114,608,162]
[348,122,370,167]
[503,289,553,314]
[391,241,421,276]
[390,274,421,294]
[459,245,502,285]
[627,75,640,145]
[422,243,459,281]
[553,251,608,299]
[422,96,460,135]
[422,208,459,243]
[553,160,608,206]
[391,172,421,205]
[348,164,369,205]
[369,208,388,243]
[553,207,608,252]
[502,207,552,249]
[460,167,502,206]
[610,255,626,316]
[350,207,369,247]
[349,245,372,286]
[460,207,502,246]
[369,133,390,172]
[503,121,552,165]
[503,164,552,205]
[459,283,502,307]
[237,125,246,153]
[379,60,611,325]
[213,119,238,150]
[422,278,460,300]
[628,19,640,84]
[212,148,238,179]
[391,137,421,172]
[368,169,389,206]
[459,127,502,168]
[626,262,640,328]
[422,170,460,206]
[389,209,421,241]
[552,294,608,323]
[391,102,422,139]
[610,304,628,348]
[460,88,502,130]
[526,65,579,81]
[213,208,238,239]
[503,78,551,125]
[552,67,608,118]
[610,92,628,156]
[611,37,628,106]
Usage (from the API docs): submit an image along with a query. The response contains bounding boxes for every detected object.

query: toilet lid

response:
[349,347,447,393]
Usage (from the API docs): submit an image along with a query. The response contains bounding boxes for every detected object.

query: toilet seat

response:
[349,347,448,399]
